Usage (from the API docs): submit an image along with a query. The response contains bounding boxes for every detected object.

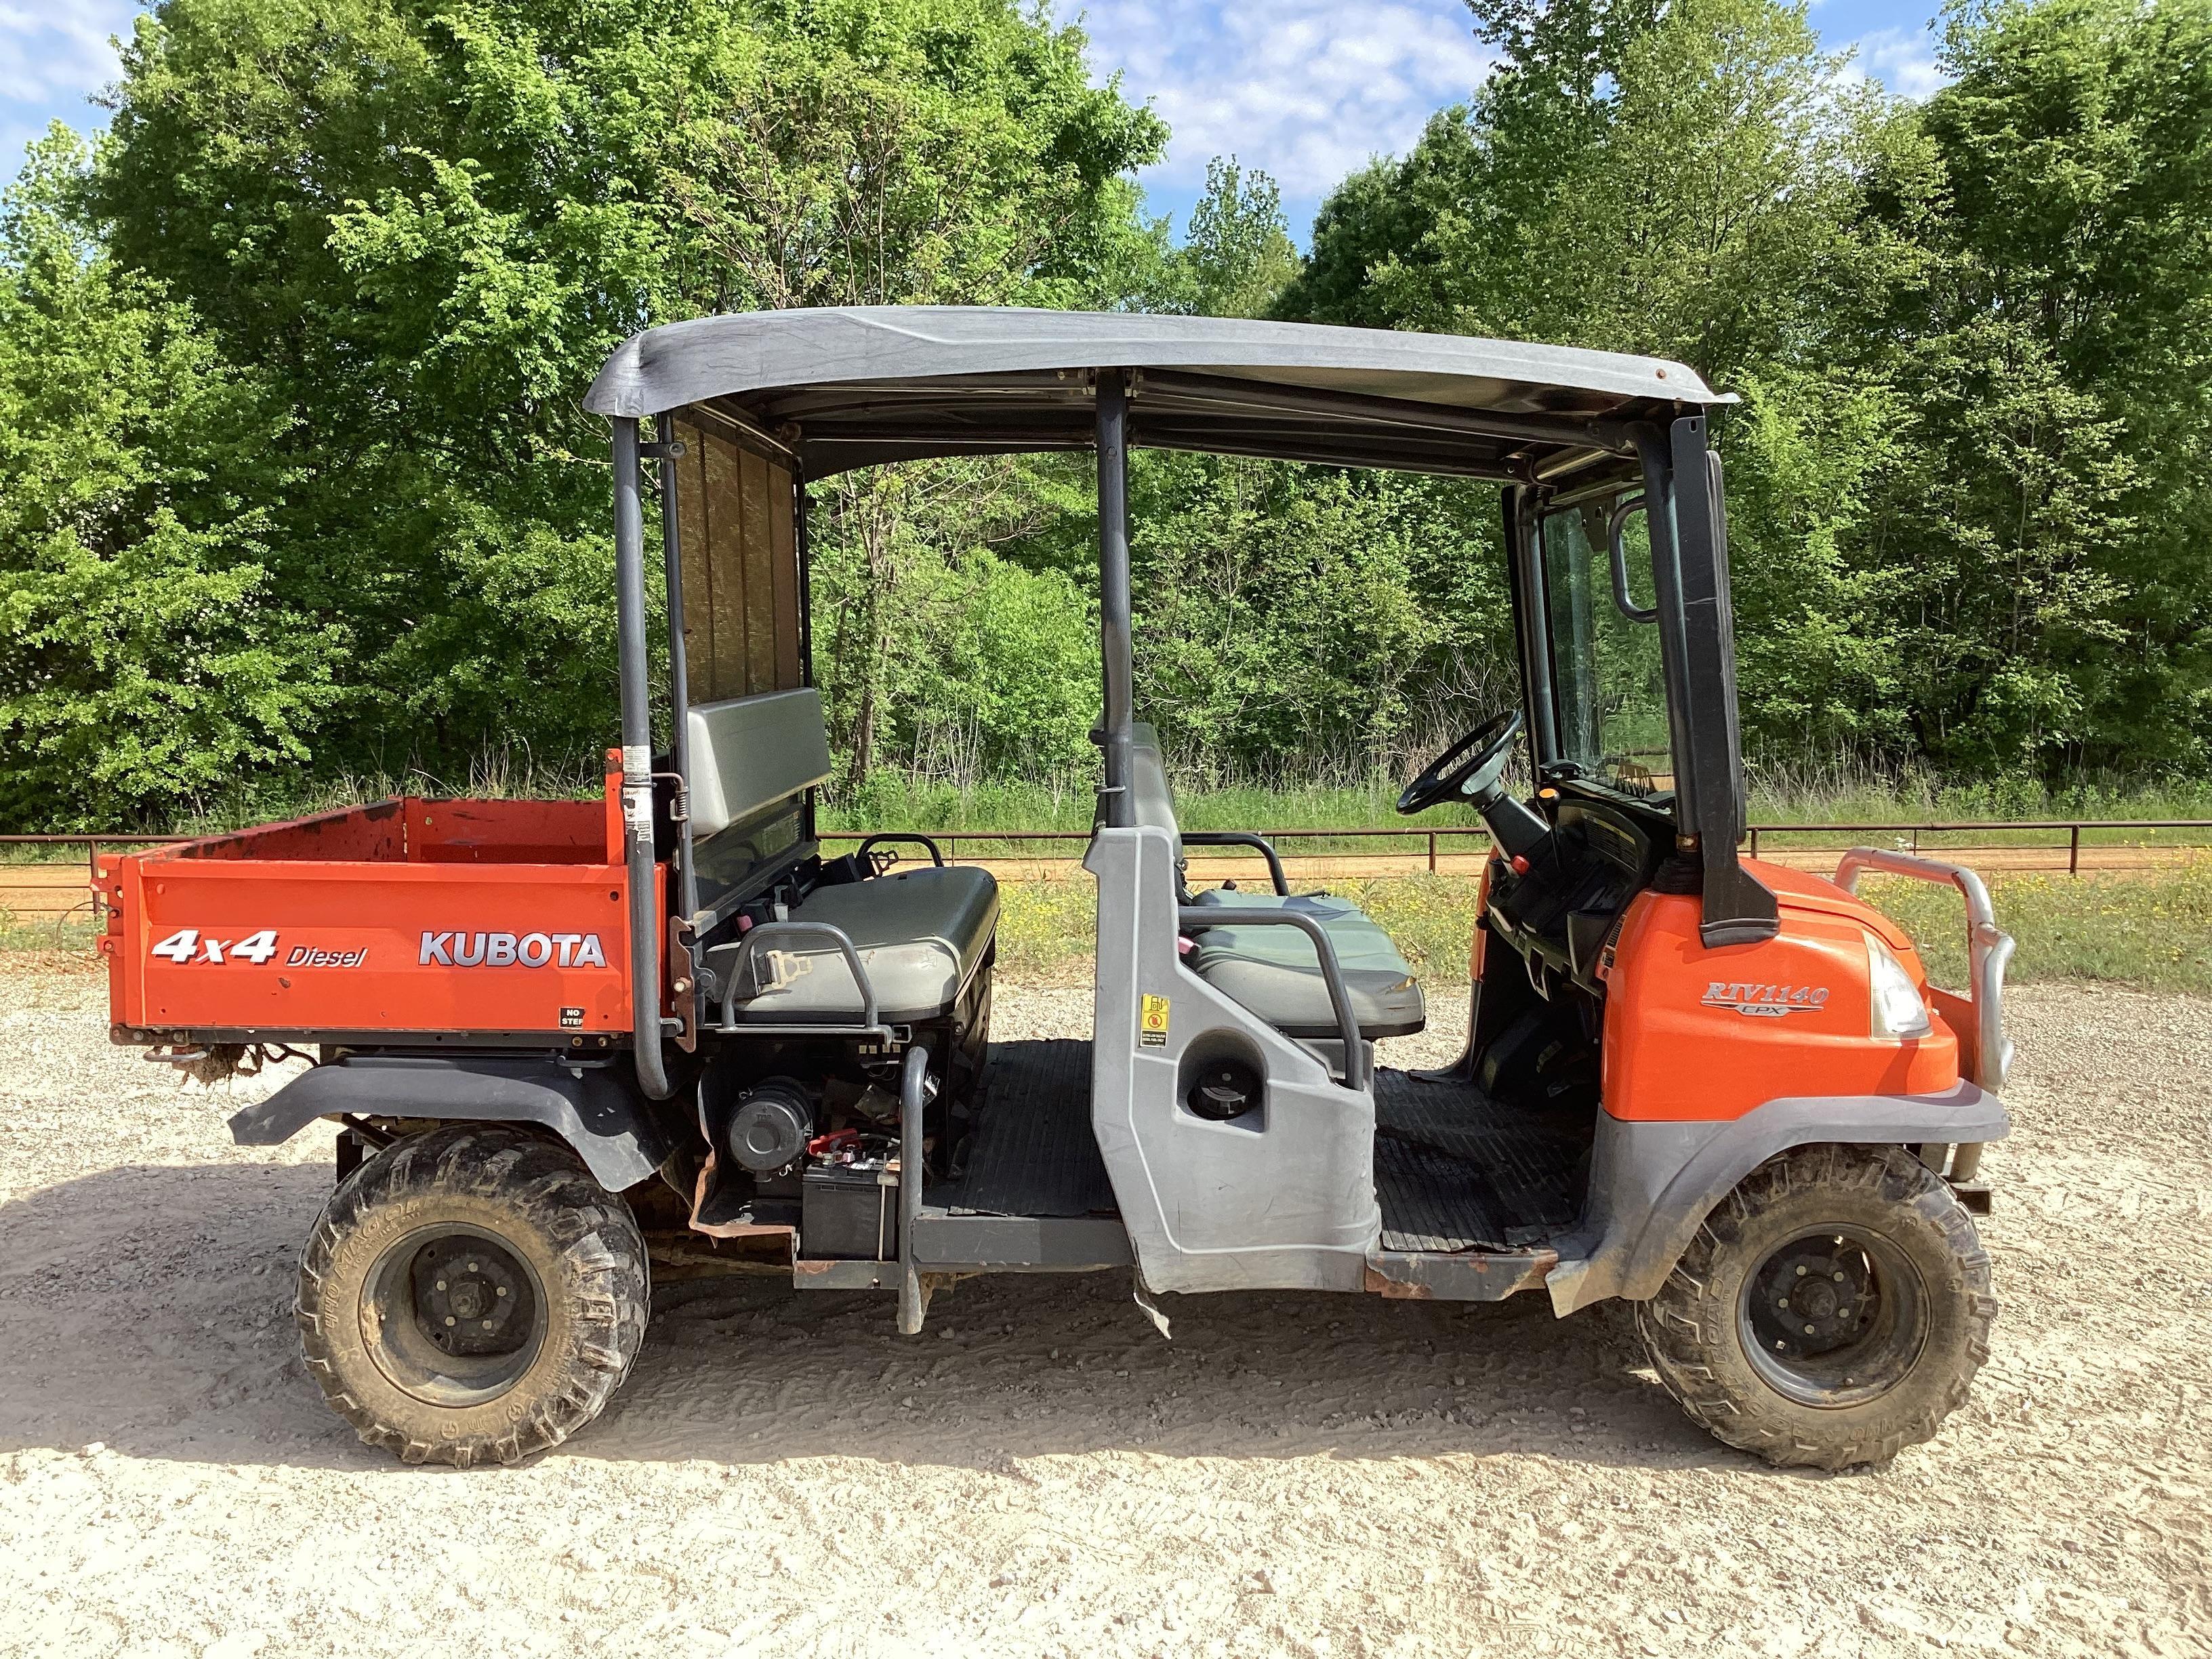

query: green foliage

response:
[1122,455,1511,783]
[62,0,1163,823]
[1136,157,1300,319]
[1286,0,2212,787]
[7,0,2212,831]
[0,132,339,829]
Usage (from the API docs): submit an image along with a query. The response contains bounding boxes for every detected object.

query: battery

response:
[800,1158,900,1261]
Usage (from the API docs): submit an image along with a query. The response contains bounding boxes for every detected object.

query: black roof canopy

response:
[585,306,1727,480]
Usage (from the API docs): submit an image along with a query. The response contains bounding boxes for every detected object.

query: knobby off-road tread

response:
[1634,1143,1996,1470]
[296,1124,649,1468]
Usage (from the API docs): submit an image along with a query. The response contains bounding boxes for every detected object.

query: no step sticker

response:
[1139,993,1170,1048]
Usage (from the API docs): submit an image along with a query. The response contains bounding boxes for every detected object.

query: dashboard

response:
[1483,787,1675,997]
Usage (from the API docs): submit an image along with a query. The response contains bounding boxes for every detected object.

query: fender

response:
[1544,1082,2009,1315]
[227,1054,678,1192]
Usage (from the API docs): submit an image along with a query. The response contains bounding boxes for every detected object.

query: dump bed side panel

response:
[104,859,652,1041]
[405,799,610,864]
[180,800,409,863]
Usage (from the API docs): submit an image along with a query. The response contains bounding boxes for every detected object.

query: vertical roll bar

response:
[1097,369,1135,827]
[1630,425,1700,839]
[659,422,699,927]
[613,416,673,1099]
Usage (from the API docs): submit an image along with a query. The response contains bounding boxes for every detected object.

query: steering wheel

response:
[1395,710,1524,817]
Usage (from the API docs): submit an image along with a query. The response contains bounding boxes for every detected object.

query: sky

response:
[2,0,1950,243]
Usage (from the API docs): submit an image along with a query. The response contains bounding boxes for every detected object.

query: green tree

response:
[1879,0,2212,771]
[0,131,338,829]
[1139,157,1300,319]
[83,0,1165,800]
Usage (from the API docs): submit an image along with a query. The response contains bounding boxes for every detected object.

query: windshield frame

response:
[1526,480,1681,810]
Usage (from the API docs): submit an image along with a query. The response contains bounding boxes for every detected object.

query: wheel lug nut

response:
[445,1315,456,1326]
[1795,1266,1807,1276]
[1833,1271,1845,1282]
[496,1286,508,1298]
[435,1279,447,1290]
[1803,1324,1816,1335]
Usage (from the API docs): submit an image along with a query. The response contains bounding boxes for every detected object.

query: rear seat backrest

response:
[1127,722,1183,865]
[687,687,833,838]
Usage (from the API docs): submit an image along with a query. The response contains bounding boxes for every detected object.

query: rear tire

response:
[296,1124,649,1467]
[1635,1143,1995,1469]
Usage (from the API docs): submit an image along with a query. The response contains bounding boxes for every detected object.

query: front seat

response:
[1183,887,1427,1039]
[1124,723,1425,1041]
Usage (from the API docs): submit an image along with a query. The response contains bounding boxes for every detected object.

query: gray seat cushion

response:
[731,865,1000,1025]
[1184,888,1427,1039]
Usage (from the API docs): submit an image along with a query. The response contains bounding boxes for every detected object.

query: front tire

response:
[297,1124,649,1467]
[1635,1143,1996,1469]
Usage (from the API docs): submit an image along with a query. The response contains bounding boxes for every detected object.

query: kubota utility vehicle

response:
[101,309,2012,1470]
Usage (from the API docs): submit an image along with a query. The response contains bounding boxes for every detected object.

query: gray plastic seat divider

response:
[1086,823,1382,1294]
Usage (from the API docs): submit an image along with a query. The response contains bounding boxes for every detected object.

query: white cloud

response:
[1846,24,1948,100]
[0,1,134,103]
[1054,0,1496,196]
[0,0,137,164]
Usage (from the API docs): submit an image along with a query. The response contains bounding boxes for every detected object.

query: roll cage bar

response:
[593,308,1780,1095]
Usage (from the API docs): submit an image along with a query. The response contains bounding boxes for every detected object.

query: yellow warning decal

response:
[1139,992,1171,1048]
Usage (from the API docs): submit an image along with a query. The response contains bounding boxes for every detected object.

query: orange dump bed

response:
[100,774,655,1046]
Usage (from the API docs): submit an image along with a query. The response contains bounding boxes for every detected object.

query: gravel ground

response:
[1,960,2207,1659]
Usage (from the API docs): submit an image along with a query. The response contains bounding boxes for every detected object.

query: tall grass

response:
[27,736,2212,844]
[825,765,2212,841]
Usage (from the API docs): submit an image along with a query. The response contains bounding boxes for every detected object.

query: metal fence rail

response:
[6,817,2209,930]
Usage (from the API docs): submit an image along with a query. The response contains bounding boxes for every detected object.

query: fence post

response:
[1749,826,1760,859]
[1427,831,1437,874]
[2069,823,2080,877]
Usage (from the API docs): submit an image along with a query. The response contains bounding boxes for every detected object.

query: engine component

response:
[820,1078,904,1124]
[726,1081,814,1173]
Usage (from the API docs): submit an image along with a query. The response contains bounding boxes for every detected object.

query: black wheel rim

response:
[363,1224,548,1408]
[1738,1226,1929,1408]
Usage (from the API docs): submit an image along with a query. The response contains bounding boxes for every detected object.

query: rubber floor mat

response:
[932,1039,1117,1218]
[1372,1068,1589,1252]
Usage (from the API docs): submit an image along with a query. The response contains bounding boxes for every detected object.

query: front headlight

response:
[1868,936,1932,1038]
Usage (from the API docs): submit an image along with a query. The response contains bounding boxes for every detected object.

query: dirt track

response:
[1,963,2207,1658]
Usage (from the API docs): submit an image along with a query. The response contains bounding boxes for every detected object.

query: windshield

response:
[1540,495,1673,796]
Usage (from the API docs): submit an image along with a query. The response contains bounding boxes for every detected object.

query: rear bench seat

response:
[689,688,999,1025]
[1129,725,1425,1040]
[773,866,998,1024]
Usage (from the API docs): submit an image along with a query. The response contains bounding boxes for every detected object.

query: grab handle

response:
[1179,905,1368,1091]
[1607,495,1658,623]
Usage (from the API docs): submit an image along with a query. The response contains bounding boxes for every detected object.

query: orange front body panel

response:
[102,787,657,1041]
[1601,857,1961,1122]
